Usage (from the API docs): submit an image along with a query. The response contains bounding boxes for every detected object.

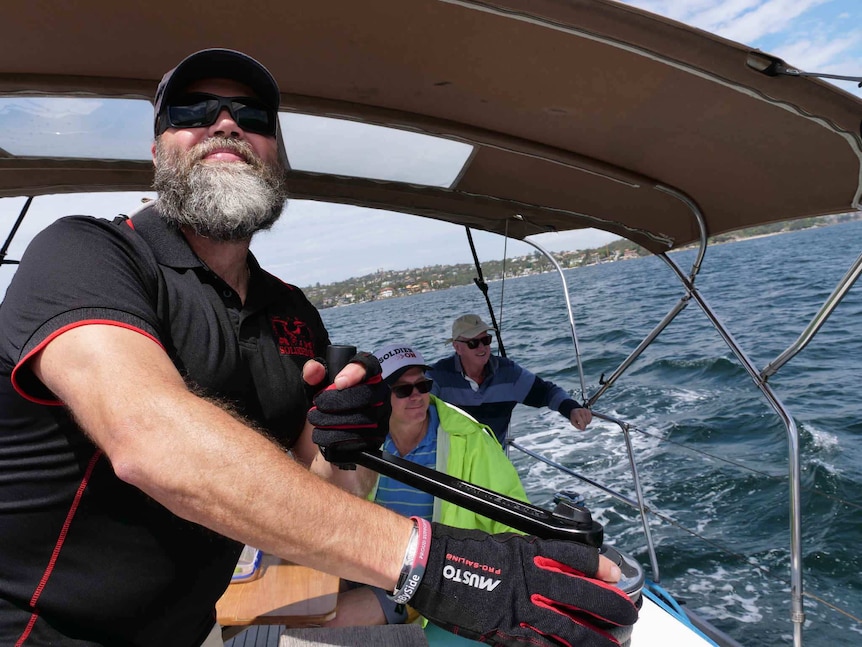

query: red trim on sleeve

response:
[14,450,104,647]
[11,320,165,405]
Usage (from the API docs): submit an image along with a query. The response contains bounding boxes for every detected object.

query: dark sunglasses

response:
[458,334,493,349]
[162,93,277,136]
[391,379,434,399]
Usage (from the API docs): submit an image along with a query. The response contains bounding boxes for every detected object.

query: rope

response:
[464,226,507,357]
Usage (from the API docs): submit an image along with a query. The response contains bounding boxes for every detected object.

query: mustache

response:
[189,137,261,167]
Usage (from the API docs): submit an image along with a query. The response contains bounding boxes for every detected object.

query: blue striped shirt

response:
[428,354,578,443]
[374,407,440,521]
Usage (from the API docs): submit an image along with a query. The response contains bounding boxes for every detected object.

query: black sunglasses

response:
[391,379,434,399]
[162,93,277,136]
[458,334,493,349]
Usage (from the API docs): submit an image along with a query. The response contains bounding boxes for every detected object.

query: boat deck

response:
[224,625,284,647]
[224,624,430,646]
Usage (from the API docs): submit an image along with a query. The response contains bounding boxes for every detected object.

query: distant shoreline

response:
[305,215,861,309]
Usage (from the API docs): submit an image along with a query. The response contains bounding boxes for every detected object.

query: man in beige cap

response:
[428,314,592,444]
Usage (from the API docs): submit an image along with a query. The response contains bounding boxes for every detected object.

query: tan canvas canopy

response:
[1,0,861,253]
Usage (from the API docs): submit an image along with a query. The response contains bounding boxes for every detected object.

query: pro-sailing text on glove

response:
[445,553,502,574]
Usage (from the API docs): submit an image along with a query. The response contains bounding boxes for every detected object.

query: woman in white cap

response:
[327,342,528,632]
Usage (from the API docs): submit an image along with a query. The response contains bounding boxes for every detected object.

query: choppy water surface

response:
[322,220,862,646]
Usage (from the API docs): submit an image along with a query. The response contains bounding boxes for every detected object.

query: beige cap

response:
[448,314,496,342]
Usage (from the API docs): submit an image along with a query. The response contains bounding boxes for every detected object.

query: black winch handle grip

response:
[323,344,603,547]
[324,344,360,383]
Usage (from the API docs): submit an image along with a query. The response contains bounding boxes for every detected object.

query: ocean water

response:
[320,220,862,646]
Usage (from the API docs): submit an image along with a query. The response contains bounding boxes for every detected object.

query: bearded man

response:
[0,49,637,647]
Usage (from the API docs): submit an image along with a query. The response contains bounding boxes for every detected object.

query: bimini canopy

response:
[1,0,861,253]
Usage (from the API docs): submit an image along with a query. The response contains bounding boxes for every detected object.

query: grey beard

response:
[153,138,288,241]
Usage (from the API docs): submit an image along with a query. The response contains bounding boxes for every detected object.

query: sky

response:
[2,0,861,293]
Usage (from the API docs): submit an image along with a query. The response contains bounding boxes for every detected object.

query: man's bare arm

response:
[31,323,410,588]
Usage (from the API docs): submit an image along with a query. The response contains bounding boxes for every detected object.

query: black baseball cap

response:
[153,48,280,136]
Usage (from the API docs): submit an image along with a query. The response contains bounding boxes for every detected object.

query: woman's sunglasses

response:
[458,334,493,349]
[161,93,277,136]
[391,379,434,399]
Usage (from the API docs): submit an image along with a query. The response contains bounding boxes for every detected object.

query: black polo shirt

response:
[0,204,329,646]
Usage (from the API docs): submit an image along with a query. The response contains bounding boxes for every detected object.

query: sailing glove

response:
[409,523,639,647]
[309,351,390,468]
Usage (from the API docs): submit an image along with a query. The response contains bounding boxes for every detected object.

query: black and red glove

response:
[308,351,390,468]
[410,523,639,647]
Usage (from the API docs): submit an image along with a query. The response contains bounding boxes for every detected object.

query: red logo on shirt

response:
[270,317,315,358]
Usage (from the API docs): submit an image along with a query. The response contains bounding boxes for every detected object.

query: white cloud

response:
[622,0,827,40]
[780,33,858,71]
[700,0,828,43]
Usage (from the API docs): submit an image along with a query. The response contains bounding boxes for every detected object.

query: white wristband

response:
[388,517,431,604]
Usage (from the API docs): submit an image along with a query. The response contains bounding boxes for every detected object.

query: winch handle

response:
[323,344,603,546]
